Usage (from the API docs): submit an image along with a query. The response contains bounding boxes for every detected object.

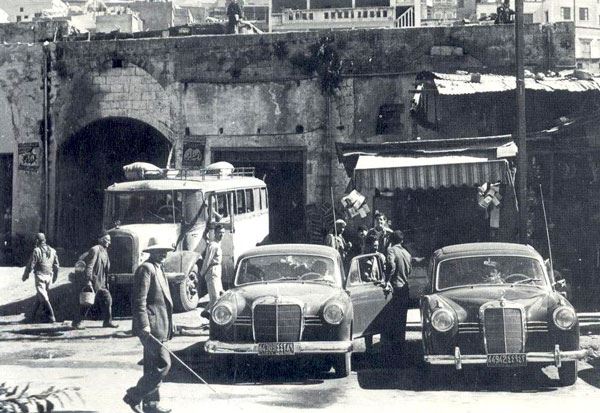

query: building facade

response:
[0,0,68,22]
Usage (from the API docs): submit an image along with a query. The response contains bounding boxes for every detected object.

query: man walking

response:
[123,238,174,413]
[199,224,225,319]
[383,230,411,359]
[72,232,118,329]
[22,233,59,323]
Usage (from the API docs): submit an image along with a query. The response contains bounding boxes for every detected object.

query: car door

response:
[345,253,390,338]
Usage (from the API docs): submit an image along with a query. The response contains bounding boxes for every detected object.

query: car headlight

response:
[431,308,455,332]
[212,304,234,326]
[323,303,344,325]
[553,306,577,330]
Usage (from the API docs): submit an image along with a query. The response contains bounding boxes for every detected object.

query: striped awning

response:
[354,155,509,190]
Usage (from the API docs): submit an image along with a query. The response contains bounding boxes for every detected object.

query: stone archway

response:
[56,117,171,258]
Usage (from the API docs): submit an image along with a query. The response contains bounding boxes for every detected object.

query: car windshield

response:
[437,256,548,290]
[106,190,203,225]
[236,254,340,286]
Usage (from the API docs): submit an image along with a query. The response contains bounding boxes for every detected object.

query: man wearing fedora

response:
[72,231,118,329]
[124,238,174,413]
[22,232,60,323]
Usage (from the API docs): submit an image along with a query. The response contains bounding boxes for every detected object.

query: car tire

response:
[332,353,351,378]
[171,265,199,312]
[558,361,578,386]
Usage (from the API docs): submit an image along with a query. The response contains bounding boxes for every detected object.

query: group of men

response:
[22,224,227,413]
[325,213,413,356]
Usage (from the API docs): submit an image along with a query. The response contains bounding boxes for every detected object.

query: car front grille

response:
[253,304,302,342]
[483,307,525,353]
[108,235,135,274]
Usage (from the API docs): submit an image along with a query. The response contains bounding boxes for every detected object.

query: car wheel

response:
[558,361,578,386]
[171,265,199,312]
[332,353,351,378]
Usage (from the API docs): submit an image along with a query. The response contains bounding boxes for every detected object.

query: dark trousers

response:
[127,335,172,404]
[381,285,409,355]
[73,287,113,324]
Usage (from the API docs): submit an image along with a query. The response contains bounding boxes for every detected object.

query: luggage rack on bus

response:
[165,166,256,180]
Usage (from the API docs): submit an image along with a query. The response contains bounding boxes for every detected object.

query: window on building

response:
[302,12,307,19]
[579,7,589,21]
[324,11,329,18]
[338,11,343,17]
[382,10,387,17]
[376,10,381,17]
[331,11,336,18]
[545,11,549,22]
[351,10,354,17]
[357,11,362,17]
[344,10,349,17]
[309,12,314,19]
[289,13,294,20]
[24,15,28,19]
[560,7,571,20]
[376,103,405,134]
[580,38,592,59]
[370,10,375,17]
[19,7,23,12]
[16,16,21,22]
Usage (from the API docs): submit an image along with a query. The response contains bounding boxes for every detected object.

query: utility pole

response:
[515,0,528,243]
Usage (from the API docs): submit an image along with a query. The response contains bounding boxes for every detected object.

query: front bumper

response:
[424,345,589,369]
[204,340,353,355]
[109,272,186,285]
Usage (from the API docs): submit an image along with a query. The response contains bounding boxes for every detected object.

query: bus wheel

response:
[171,265,199,312]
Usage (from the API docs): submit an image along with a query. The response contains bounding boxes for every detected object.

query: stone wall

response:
[0,22,577,250]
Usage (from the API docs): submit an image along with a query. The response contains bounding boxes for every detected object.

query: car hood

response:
[435,286,561,322]
[227,282,347,315]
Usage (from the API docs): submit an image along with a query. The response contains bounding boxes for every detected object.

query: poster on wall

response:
[182,139,206,169]
[18,142,40,172]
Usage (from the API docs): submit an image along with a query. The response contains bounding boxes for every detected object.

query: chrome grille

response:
[108,235,135,274]
[527,321,548,332]
[253,304,302,342]
[304,315,322,327]
[483,307,524,353]
[458,322,480,334]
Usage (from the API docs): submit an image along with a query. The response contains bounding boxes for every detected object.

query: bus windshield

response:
[106,190,204,225]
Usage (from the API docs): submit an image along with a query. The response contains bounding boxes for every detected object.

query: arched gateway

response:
[56,117,171,259]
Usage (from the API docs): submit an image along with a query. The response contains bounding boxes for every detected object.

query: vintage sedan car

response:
[421,242,588,386]
[204,244,389,378]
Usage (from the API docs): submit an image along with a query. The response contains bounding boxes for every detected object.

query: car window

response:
[436,256,548,290]
[236,254,340,286]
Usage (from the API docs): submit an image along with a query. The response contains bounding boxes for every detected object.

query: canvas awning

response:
[354,155,509,191]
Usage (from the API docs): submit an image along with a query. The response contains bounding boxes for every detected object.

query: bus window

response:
[183,190,204,224]
[236,190,246,215]
[260,188,267,210]
[253,188,260,211]
[245,189,254,212]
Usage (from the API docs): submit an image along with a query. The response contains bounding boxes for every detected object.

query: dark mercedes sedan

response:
[421,243,588,386]
[204,244,390,378]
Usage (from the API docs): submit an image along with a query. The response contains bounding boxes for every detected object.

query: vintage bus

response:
[100,162,269,312]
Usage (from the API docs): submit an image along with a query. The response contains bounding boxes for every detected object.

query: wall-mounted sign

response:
[182,139,205,169]
[18,142,40,172]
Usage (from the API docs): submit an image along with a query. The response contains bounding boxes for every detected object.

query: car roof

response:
[434,242,543,260]
[106,176,265,192]
[238,244,341,260]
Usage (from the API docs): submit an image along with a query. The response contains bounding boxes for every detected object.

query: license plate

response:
[257,342,295,356]
[486,353,527,367]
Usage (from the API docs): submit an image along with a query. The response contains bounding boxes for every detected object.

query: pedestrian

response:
[325,219,352,262]
[123,238,174,413]
[199,224,225,319]
[361,233,385,281]
[72,232,118,329]
[367,213,393,254]
[226,0,243,34]
[382,230,411,359]
[22,233,59,323]
[355,224,368,256]
[495,0,514,24]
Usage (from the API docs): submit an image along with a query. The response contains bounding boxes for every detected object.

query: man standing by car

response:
[367,213,393,254]
[199,224,226,319]
[383,230,411,360]
[22,233,59,323]
[325,219,352,263]
[72,232,118,329]
[123,238,174,413]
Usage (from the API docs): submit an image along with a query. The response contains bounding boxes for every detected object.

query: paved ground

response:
[2,268,600,413]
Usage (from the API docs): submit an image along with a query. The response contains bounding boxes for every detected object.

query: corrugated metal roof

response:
[431,72,600,95]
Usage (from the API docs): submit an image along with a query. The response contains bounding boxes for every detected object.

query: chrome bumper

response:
[204,340,353,355]
[424,345,589,369]
[109,272,185,285]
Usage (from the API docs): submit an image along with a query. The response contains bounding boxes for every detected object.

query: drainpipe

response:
[42,43,50,235]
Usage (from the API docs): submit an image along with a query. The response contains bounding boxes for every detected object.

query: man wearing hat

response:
[22,232,60,323]
[124,238,174,413]
[199,224,226,319]
[72,231,118,329]
[325,219,352,262]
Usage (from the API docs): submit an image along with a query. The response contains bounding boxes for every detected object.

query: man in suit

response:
[72,231,118,329]
[124,238,174,413]
[383,230,411,359]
